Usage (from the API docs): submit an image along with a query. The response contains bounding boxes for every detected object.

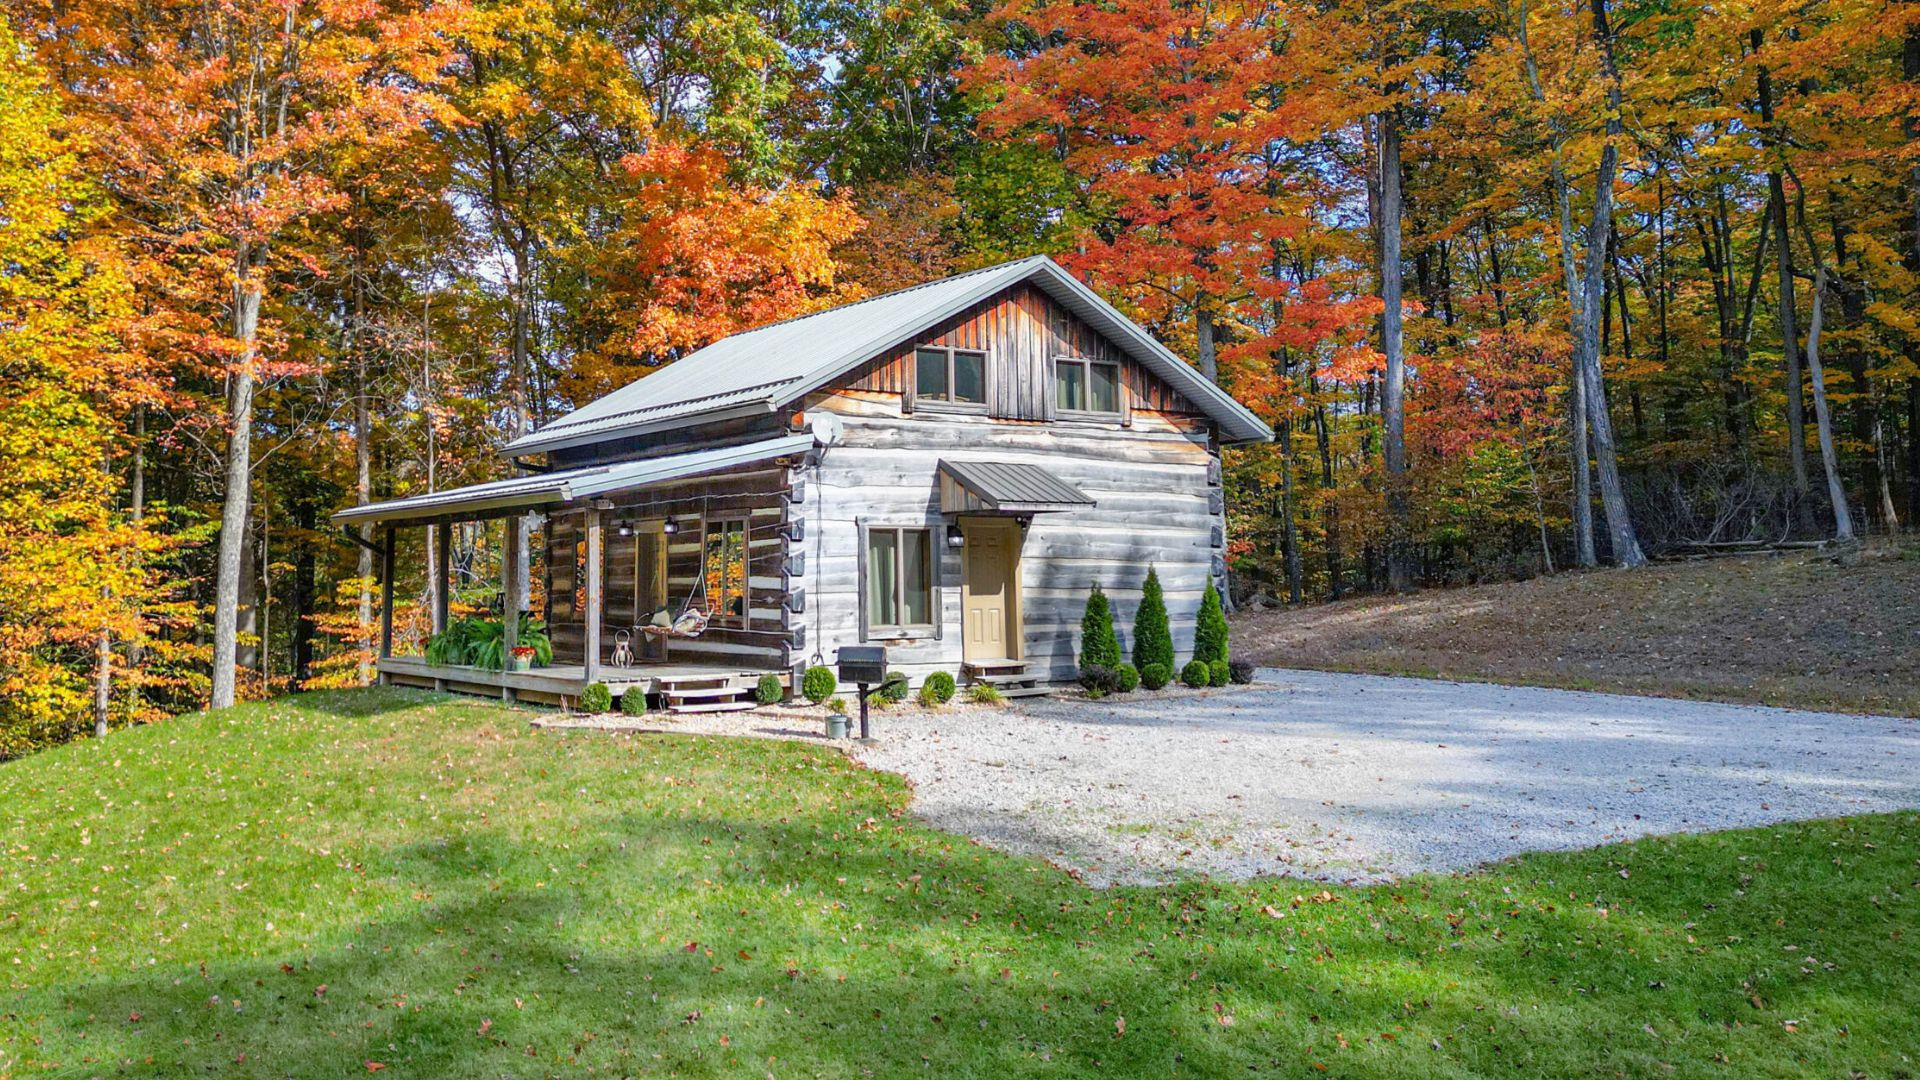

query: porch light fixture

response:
[946,524,966,549]
[615,520,635,539]
[662,517,680,536]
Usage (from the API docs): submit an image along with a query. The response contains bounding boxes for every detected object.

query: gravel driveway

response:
[848,669,1920,886]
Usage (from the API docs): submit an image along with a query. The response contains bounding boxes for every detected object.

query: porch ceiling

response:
[331,432,815,527]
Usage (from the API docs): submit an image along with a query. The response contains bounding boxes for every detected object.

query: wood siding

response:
[844,282,1200,420]
[796,402,1220,684]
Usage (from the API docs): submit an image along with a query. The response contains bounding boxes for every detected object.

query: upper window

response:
[865,526,935,634]
[915,346,986,406]
[702,518,748,625]
[1055,358,1121,415]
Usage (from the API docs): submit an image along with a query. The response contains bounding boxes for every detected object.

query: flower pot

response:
[826,714,850,740]
[511,656,532,672]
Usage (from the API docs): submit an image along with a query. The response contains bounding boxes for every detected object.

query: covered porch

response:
[331,433,814,710]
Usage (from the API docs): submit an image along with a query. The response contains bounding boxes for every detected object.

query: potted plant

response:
[510,644,537,672]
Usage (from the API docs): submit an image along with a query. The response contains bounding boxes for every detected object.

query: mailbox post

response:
[836,646,889,743]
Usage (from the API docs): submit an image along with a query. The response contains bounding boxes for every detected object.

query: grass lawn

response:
[1235,545,1920,717]
[3,690,1915,1078]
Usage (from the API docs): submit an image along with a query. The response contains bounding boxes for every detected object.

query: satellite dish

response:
[809,411,844,447]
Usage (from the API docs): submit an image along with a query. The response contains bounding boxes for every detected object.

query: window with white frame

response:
[1055,357,1121,415]
[864,526,935,634]
[914,346,986,406]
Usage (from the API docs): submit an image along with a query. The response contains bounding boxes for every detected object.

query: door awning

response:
[331,433,815,526]
[938,459,1095,515]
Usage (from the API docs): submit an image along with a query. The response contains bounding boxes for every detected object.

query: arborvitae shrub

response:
[1080,584,1121,669]
[1194,581,1229,666]
[1132,566,1174,676]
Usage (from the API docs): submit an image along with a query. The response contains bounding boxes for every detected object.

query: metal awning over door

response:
[937,459,1095,515]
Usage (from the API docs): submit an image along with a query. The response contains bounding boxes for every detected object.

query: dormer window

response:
[914,346,986,406]
[1055,357,1121,416]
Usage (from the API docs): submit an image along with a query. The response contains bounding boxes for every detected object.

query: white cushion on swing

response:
[672,609,708,635]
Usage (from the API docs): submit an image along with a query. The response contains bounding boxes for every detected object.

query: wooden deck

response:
[378,655,785,707]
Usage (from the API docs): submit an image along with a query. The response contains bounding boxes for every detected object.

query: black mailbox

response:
[837,645,887,687]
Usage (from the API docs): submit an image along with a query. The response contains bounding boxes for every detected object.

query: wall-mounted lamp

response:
[946,524,966,549]
[662,517,680,536]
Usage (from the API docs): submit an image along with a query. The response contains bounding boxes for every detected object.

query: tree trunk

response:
[1195,306,1219,384]
[292,496,317,686]
[1754,31,1811,503]
[1577,0,1647,567]
[1378,108,1411,592]
[1312,389,1343,599]
[1803,271,1855,541]
[509,246,535,624]
[353,269,374,685]
[209,252,262,710]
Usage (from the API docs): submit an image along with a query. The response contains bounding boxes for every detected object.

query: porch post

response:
[500,516,519,704]
[431,521,451,692]
[432,521,451,634]
[377,523,395,683]
[584,507,604,686]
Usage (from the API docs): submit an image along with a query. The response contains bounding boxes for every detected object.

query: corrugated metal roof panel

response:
[333,433,815,525]
[504,256,1273,456]
[938,459,1095,513]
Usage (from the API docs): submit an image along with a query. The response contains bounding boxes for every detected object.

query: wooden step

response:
[996,684,1055,699]
[655,676,741,691]
[664,684,752,700]
[667,699,757,714]
[974,672,1039,687]
[965,659,1028,675]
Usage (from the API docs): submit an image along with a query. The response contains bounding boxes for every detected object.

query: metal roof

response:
[332,433,815,526]
[504,256,1273,456]
[938,459,1095,514]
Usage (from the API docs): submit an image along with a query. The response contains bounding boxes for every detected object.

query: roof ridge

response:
[725,254,1049,339]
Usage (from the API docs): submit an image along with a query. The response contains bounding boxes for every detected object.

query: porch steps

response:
[654,671,787,714]
[963,660,1053,700]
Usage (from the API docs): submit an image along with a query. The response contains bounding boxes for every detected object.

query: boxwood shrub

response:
[1180,660,1210,688]
[1139,662,1172,691]
[800,665,837,704]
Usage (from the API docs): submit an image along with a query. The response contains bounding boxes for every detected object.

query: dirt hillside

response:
[1233,544,1920,716]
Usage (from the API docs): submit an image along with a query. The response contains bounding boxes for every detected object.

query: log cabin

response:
[331,255,1272,710]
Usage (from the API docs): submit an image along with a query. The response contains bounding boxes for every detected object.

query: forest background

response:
[3,0,1917,752]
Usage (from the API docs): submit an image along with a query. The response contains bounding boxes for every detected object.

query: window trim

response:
[700,515,751,628]
[1052,355,1125,419]
[909,345,990,414]
[857,519,942,641]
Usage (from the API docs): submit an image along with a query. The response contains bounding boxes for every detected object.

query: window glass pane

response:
[1056,360,1084,411]
[915,347,948,400]
[901,530,933,626]
[1089,362,1119,414]
[952,351,985,404]
[704,520,747,622]
[866,529,899,627]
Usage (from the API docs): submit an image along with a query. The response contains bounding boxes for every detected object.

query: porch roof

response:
[331,432,815,526]
[938,459,1095,514]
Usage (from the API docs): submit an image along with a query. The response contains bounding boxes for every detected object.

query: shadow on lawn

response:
[25,794,1915,1078]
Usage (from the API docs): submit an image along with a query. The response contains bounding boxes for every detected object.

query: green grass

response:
[3,690,1915,1078]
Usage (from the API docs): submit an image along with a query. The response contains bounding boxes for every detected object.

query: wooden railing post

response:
[584,508,604,686]
[500,516,520,704]
[378,524,395,684]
